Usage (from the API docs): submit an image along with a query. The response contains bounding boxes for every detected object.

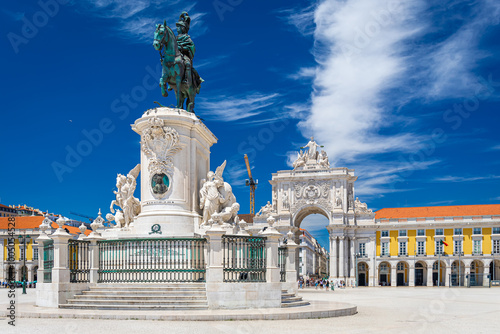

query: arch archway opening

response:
[294,210,330,280]
[432,260,446,286]
[396,261,409,286]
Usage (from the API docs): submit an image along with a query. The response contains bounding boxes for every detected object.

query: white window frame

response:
[381,230,389,237]
[454,240,462,254]
[473,239,481,255]
[381,242,389,256]
[399,241,407,256]
[473,227,481,235]
[33,247,38,260]
[417,241,425,255]
[493,227,500,234]
[399,230,407,237]
[435,240,443,255]
[454,228,462,236]
[417,229,425,236]
[435,229,444,236]
[493,240,500,255]
[359,243,366,257]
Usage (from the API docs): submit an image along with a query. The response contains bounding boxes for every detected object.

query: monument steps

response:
[60,283,209,310]
[281,290,310,308]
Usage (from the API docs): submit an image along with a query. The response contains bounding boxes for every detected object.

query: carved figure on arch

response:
[292,150,307,170]
[282,191,289,210]
[318,150,330,168]
[255,201,273,217]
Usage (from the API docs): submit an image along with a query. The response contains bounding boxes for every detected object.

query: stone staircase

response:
[281,290,310,308]
[60,283,208,310]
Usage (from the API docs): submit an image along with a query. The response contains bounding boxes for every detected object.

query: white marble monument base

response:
[127,107,217,238]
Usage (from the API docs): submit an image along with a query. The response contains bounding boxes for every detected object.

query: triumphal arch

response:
[251,137,377,283]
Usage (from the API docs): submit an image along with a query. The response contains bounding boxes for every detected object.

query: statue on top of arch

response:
[293,137,330,170]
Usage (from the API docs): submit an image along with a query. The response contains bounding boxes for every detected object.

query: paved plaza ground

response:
[2,287,500,333]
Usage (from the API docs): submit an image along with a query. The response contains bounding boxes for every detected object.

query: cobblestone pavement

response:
[2,287,500,333]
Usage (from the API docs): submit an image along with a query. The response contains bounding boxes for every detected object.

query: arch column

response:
[338,236,345,278]
[330,236,338,278]
[427,263,433,286]
[390,265,397,286]
[409,265,415,287]
[445,265,451,286]
[349,237,356,278]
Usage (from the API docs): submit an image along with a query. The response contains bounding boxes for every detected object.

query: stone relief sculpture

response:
[199,160,240,226]
[109,164,141,228]
[282,191,289,210]
[255,201,273,217]
[292,150,307,170]
[318,150,330,168]
[141,116,183,199]
[292,180,333,211]
[292,137,330,170]
[355,197,373,214]
[335,188,343,209]
[302,136,321,160]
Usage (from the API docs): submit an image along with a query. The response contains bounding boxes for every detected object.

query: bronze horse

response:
[153,21,201,112]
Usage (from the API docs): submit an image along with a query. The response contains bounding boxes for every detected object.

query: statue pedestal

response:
[131,107,217,237]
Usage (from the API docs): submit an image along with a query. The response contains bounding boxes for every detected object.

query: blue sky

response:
[1,0,500,250]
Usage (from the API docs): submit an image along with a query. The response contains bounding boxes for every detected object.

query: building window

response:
[381,242,389,256]
[435,240,443,255]
[473,228,481,235]
[493,227,500,234]
[493,240,500,255]
[433,262,439,270]
[359,243,366,257]
[417,241,425,255]
[435,229,444,236]
[473,240,481,254]
[399,230,407,237]
[454,228,462,235]
[399,242,407,256]
[454,240,462,254]
[397,263,405,270]
[417,229,425,236]
[20,247,25,261]
[33,247,38,260]
[381,230,389,237]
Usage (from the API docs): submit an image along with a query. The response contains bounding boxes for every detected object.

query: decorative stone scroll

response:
[140,116,182,198]
[291,180,333,211]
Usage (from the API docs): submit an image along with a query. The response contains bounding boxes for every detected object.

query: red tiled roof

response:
[375,204,500,219]
[0,216,91,236]
[238,214,254,224]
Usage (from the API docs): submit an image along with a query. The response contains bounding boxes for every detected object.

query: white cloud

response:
[434,175,500,182]
[295,0,428,164]
[354,158,439,197]
[421,1,500,99]
[278,4,316,36]
[76,1,206,43]
[284,0,500,198]
[491,145,500,151]
[198,93,280,122]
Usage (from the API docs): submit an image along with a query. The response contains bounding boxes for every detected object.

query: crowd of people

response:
[2,281,36,288]
[298,277,348,290]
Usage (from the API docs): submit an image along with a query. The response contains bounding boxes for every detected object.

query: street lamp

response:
[18,231,30,294]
